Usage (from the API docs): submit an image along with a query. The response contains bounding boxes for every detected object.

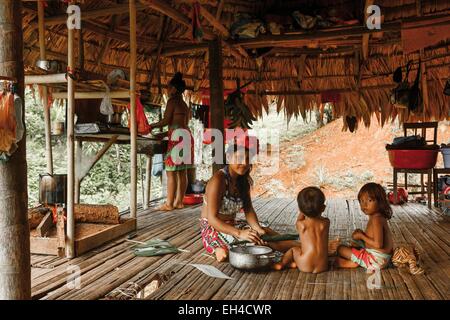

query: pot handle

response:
[257,253,277,260]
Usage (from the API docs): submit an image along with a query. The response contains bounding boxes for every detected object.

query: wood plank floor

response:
[30,198,450,300]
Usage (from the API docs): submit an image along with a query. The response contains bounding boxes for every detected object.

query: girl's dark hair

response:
[358,183,393,219]
[169,72,186,94]
[224,145,254,211]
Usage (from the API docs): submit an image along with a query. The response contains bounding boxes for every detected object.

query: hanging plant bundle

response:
[224,90,257,130]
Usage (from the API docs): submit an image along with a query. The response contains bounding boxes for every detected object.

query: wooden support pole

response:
[130,0,137,219]
[144,155,153,210]
[38,0,53,174]
[78,136,119,184]
[208,37,225,173]
[0,0,31,299]
[66,4,76,258]
[75,140,82,204]
[420,51,430,117]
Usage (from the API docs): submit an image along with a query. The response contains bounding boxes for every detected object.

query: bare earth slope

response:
[253,117,449,199]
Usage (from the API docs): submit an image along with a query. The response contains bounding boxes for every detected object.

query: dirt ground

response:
[252,116,450,199]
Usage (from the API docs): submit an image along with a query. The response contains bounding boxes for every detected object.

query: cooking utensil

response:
[229,245,276,270]
[52,121,65,135]
[191,180,205,193]
[183,194,203,205]
[39,174,67,205]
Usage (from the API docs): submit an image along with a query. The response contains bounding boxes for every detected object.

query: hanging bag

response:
[408,58,422,112]
[390,61,413,109]
[444,78,450,96]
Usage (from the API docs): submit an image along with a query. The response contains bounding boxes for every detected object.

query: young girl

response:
[336,183,394,271]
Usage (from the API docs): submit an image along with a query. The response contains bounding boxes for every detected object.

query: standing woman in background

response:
[150,72,194,211]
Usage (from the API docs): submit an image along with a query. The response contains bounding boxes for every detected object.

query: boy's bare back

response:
[295,215,330,273]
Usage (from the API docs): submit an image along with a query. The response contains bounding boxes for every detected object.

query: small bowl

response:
[183,194,203,205]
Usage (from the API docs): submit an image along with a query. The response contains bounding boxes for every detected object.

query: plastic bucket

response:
[388,149,438,169]
[442,148,450,168]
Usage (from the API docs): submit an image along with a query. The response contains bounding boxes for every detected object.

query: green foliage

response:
[25,89,162,210]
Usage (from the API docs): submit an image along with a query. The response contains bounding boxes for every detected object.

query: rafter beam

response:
[198,4,229,37]
[231,13,450,48]
[140,0,215,40]
[41,3,148,26]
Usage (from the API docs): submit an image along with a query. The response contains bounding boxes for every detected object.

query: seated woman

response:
[200,140,298,262]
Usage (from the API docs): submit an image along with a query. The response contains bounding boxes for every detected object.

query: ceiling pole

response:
[38,0,54,174]
[130,0,138,221]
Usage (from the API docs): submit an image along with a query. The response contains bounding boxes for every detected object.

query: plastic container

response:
[183,194,204,205]
[442,148,450,168]
[388,149,438,169]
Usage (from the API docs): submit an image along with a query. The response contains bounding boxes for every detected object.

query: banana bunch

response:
[225,91,257,129]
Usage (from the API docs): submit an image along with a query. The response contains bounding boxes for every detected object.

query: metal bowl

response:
[229,245,276,271]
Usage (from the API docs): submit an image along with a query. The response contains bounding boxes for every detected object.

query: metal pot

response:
[229,245,276,270]
[107,112,123,125]
[52,121,65,136]
[191,181,205,194]
[39,174,67,205]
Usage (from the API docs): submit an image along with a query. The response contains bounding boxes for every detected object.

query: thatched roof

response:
[21,0,450,127]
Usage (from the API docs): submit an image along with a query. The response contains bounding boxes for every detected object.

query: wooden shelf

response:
[30,218,136,256]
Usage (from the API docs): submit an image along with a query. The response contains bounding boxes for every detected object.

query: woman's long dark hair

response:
[225,145,254,211]
[358,182,393,220]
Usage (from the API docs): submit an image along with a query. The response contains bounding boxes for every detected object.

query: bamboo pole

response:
[208,37,225,173]
[66,4,76,258]
[75,140,82,204]
[52,90,130,99]
[144,155,153,210]
[420,51,430,118]
[0,0,31,299]
[38,0,53,174]
[25,73,67,84]
[130,0,137,220]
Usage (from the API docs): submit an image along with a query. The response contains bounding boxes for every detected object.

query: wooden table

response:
[75,133,163,154]
[433,167,450,207]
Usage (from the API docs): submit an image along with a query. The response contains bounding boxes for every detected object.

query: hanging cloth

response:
[14,93,25,143]
[127,97,151,135]
[0,92,17,155]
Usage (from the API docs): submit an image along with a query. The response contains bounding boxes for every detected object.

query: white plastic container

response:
[442,148,450,168]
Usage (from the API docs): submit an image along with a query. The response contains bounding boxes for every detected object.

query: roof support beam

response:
[231,13,450,48]
[41,3,148,26]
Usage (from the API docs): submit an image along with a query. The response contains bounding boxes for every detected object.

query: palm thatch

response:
[21,0,450,128]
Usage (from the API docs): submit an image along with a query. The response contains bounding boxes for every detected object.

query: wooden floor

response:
[31,197,450,300]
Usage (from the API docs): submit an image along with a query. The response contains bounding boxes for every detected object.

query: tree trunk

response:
[0,0,31,300]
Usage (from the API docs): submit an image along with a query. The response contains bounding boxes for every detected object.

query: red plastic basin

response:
[183,194,204,205]
[388,149,438,169]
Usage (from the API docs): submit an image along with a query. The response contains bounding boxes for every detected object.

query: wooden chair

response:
[393,122,438,208]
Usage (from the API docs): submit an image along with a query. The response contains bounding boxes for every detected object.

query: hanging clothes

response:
[127,97,151,135]
[0,91,17,155]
